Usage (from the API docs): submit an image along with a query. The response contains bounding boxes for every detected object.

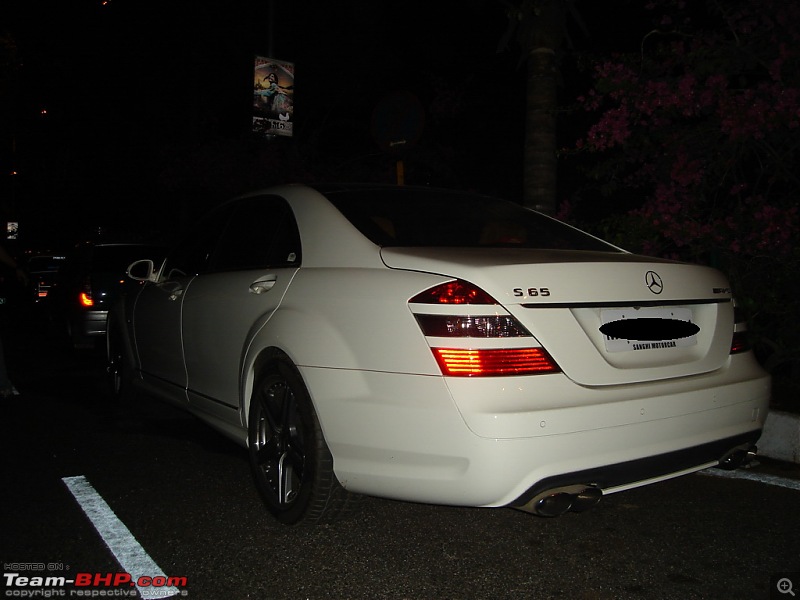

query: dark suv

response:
[25,254,67,303]
[48,241,165,348]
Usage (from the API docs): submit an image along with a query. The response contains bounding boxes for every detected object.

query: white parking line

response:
[62,475,180,599]
[701,467,800,491]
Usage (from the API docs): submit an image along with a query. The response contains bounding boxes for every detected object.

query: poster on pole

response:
[253,56,294,137]
[6,221,18,240]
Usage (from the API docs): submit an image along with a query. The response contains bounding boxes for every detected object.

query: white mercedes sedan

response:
[108,183,770,524]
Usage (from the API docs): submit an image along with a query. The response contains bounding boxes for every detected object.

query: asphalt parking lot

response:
[2,308,799,599]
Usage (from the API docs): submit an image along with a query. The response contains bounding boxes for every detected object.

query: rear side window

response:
[324,188,619,252]
[207,195,301,272]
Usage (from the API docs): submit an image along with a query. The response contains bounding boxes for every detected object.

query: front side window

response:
[162,204,235,279]
[94,245,165,274]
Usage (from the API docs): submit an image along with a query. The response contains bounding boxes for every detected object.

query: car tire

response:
[248,358,361,525]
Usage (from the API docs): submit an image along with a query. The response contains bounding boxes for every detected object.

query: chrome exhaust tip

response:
[718,444,757,470]
[570,486,603,513]
[534,492,575,518]
[516,484,603,517]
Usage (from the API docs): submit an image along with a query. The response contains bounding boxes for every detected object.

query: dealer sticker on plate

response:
[601,307,698,353]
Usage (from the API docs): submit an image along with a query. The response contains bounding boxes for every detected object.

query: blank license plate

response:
[601,307,698,353]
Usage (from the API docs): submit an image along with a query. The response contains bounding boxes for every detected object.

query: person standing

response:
[0,242,26,397]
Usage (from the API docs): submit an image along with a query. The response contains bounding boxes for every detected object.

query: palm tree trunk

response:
[520,0,565,215]
[524,46,558,213]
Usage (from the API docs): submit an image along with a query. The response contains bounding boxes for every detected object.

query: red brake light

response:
[410,280,497,305]
[79,292,94,307]
[730,331,750,354]
[432,347,560,376]
[411,281,559,375]
[730,299,750,354]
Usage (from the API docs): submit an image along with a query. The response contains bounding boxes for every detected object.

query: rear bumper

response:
[68,310,109,348]
[73,310,109,337]
[300,355,770,508]
[509,430,760,508]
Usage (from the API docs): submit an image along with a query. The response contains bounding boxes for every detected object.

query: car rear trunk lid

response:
[384,247,734,385]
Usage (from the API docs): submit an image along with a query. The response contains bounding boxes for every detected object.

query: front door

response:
[134,272,193,397]
[134,202,235,401]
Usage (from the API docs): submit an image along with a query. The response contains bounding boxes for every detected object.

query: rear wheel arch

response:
[245,347,287,418]
[245,348,362,524]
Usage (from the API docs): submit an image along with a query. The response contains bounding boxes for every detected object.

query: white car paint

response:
[112,183,770,519]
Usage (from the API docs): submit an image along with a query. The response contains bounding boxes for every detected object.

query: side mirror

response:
[126,259,158,282]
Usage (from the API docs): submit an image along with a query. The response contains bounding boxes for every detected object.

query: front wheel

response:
[247,359,361,525]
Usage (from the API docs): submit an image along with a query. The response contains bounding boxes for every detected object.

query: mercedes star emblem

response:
[645,270,663,294]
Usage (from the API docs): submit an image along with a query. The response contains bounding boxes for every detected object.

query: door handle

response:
[249,275,277,295]
[160,281,184,301]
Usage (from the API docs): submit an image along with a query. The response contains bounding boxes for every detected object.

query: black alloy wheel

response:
[247,358,361,525]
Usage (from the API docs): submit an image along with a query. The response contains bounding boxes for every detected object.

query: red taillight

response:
[410,280,497,305]
[730,331,750,354]
[432,347,560,376]
[415,314,530,338]
[411,280,560,376]
[730,299,750,354]
[79,292,94,307]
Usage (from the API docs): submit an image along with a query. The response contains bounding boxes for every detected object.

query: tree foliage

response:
[573,0,800,407]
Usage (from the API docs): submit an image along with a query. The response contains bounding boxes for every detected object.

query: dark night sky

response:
[2,0,645,247]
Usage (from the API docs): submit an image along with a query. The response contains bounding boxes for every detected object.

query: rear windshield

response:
[27,256,66,273]
[323,188,620,252]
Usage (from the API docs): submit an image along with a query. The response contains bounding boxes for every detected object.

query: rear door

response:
[181,195,301,415]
